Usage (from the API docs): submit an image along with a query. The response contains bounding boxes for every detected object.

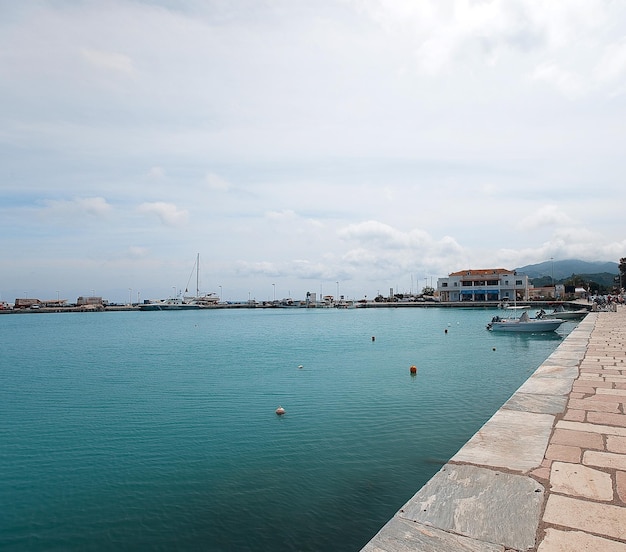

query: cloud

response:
[40,196,112,219]
[205,172,232,192]
[594,37,626,92]
[137,202,188,226]
[80,48,135,76]
[127,246,149,257]
[519,205,575,230]
[146,166,165,179]
[530,61,585,98]
[265,209,297,222]
[338,220,431,249]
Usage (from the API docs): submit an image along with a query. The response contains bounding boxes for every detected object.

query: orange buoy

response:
[410,365,417,374]
[275,406,285,415]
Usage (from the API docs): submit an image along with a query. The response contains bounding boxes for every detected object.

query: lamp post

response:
[218,285,222,302]
[272,283,276,302]
[336,281,339,303]
[128,288,132,306]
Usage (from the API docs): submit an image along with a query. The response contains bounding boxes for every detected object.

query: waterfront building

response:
[77,296,105,306]
[437,268,529,303]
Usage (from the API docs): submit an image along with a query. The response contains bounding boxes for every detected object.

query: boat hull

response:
[541,310,588,320]
[139,303,200,311]
[487,318,565,332]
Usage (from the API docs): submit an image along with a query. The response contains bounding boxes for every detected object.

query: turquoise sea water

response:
[1,307,574,551]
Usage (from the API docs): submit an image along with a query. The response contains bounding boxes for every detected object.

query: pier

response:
[362,305,626,551]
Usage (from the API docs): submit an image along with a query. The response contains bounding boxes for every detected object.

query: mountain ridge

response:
[514,259,618,281]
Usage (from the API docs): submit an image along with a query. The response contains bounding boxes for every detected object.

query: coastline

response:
[0,300,587,314]
[361,305,626,551]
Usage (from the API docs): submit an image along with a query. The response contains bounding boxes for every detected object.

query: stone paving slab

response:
[450,409,554,472]
[549,461,613,500]
[395,464,544,551]
[543,494,626,541]
[515,374,574,395]
[503,393,567,415]
[538,528,626,552]
[361,517,505,552]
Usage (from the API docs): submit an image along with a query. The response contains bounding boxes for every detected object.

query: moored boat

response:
[537,306,589,320]
[487,310,565,332]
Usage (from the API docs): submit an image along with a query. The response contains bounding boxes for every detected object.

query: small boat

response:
[487,310,564,332]
[499,300,531,310]
[537,306,588,320]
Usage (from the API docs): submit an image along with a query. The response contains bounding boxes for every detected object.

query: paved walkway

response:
[534,304,626,551]
[363,305,626,551]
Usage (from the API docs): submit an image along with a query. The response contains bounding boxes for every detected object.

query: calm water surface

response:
[0,307,575,551]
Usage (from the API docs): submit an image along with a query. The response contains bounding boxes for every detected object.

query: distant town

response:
[2,266,621,314]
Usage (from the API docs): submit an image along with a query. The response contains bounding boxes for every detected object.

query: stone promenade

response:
[362,305,626,551]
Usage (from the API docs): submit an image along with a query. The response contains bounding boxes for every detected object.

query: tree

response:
[619,257,626,289]
[422,286,435,296]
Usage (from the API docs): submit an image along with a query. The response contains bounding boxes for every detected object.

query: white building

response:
[437,268,529,303]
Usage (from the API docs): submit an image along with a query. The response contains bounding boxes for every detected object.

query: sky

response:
[1,0,626,304]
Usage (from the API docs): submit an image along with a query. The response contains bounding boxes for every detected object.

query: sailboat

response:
[183,253,220,307]
[139,254,218,310]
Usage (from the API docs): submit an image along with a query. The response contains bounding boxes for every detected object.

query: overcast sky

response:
[1,0,625,303]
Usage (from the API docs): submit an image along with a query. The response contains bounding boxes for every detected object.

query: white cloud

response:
[137,202,188,227]
[594,37,626,88]
[146,166,165,179]
[266,209,297,222]
[128,246,149,257]
[40,197,112,219]
[519,205,575,230]
[81,48,135,76]
[205,172,232,192]
[530,61,585,98]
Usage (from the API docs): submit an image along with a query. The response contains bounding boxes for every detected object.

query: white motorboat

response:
[537,306,588,320]
[487,310,565,332]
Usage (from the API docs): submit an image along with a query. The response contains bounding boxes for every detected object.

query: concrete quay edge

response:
[361,305,626,552]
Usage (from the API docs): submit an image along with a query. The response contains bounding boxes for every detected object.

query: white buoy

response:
[275,406,285,415]
[298,364,303,369]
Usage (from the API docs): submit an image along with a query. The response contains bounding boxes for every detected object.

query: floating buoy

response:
[410,365,417,374]
[275,406,285,415]
[444,328,448,334]
[492,347,496,351]
[298,364,303,369]
[371,336,375,341]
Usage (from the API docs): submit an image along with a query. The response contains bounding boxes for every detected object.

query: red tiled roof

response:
[448,268,513,276]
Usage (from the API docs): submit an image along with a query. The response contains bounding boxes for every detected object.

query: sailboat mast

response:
[196,253,200,297]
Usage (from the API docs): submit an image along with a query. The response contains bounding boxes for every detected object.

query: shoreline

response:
[0,300,586,315]
[361,306,626,551]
